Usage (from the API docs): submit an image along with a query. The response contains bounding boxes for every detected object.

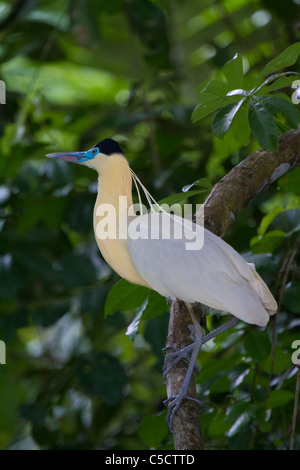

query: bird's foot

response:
[163,393,204,432]
[162,343,200,384]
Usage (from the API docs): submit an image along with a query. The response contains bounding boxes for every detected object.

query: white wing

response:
[128,213,277,327]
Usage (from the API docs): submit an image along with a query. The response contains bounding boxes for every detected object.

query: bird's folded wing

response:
[128,213,277,326]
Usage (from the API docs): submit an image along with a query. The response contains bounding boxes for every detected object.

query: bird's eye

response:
[92,148,97,156]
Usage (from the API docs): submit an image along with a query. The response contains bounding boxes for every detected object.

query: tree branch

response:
[165,128,300,450]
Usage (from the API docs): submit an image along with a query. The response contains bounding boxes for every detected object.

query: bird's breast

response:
[93,208,149,288]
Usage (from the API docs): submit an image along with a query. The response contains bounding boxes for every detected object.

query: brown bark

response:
[165,128,300,450]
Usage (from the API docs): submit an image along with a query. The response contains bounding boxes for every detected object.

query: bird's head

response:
[46,138,125,171]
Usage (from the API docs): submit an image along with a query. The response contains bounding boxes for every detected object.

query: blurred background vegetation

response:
[0,0,300,450]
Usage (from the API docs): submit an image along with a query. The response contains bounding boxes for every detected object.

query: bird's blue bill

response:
[46,148,98,163]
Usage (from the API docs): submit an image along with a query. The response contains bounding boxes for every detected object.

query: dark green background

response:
[0,0,299,450]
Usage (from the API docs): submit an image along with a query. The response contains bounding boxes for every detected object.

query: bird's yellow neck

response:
[92,154,149,287]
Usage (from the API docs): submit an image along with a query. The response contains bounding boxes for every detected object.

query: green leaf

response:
[225,402,256,440]
[200,358,236,383]
[262,346,292,374]
[257,42,300,84]
[258,207,283,236]
[226,88,249,97]
[254,72,300,94]
[283,282,300,313]
[269,209,300,234]
[230,103,251,146]
[192,80,233,122]
[250,229,285,253]
[266,390,295,409]
[227,412,252,438]
[142,290,168,319]
[157,188,209,207]
[211,100,244,139]
[76,352,126,405]
[279,168,300,194]
[255,96,299,129]
[126,300,148,339]
[19,404,47,427]
[56,253,97,287]
[224,53,244,88]
[192,94,223,122]
[243,331,271,362]
[32,301,70,327]
[248,98,278,151]
[104,279,149,317]
[0,255,19,299]
[208,410,231,436]
[210,375,231,393]
[181,177,212,192]
[138,414,169,447]
[203,79,233,96]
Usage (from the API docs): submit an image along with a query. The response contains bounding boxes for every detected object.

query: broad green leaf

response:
[186,79,235,122]
[104,279,149,317]
[227,412,252,438]
[75,352,126,405]
[243,331,271,362]
[19,404,47,428]
[225,402,256,439]
[224,53,244,88]
[230,102,251,145]
[182,177,212,192]
[226,88,249,97]
[208,411,231,436]
[266,390,295,409]
[269,209,300,234]
[210,375,231,393]
[3,56,128,105]
[257,42,300,84]
[32,301,70,327]
[258,207,283,236]
[283,282,300,313]
[248,98,278,151]
[200,358,237,383]
[138,414,168,447]
[0,255,19,299]
[56,253,97,287]
[142,290,168,319]
[262,346,292,374]
[203,79,233,96]
[192,94,223,122]
[255,96,299,129]
[254,72,300,94]
[126,300,148,339]
[211,100,244,138]
[157,188,209,206]
[226,402,252,423]
[279,168,300,194]
[250,229,285,253]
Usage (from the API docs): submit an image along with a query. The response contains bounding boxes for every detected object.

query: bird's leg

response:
[202,315,239,345]
[163,310,239,431]
[163,314,238,382]
[163,302,204,432]
[162,343,199,382]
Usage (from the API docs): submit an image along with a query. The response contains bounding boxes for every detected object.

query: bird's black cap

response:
[94,138,124,156]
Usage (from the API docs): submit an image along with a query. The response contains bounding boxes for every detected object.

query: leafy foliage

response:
[192,45,300,151]
[0,0,299,451]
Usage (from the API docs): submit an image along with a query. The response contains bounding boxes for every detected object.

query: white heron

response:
[46,138,277,430]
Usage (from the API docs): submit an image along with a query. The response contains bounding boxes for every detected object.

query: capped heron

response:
[46,138,277,430]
